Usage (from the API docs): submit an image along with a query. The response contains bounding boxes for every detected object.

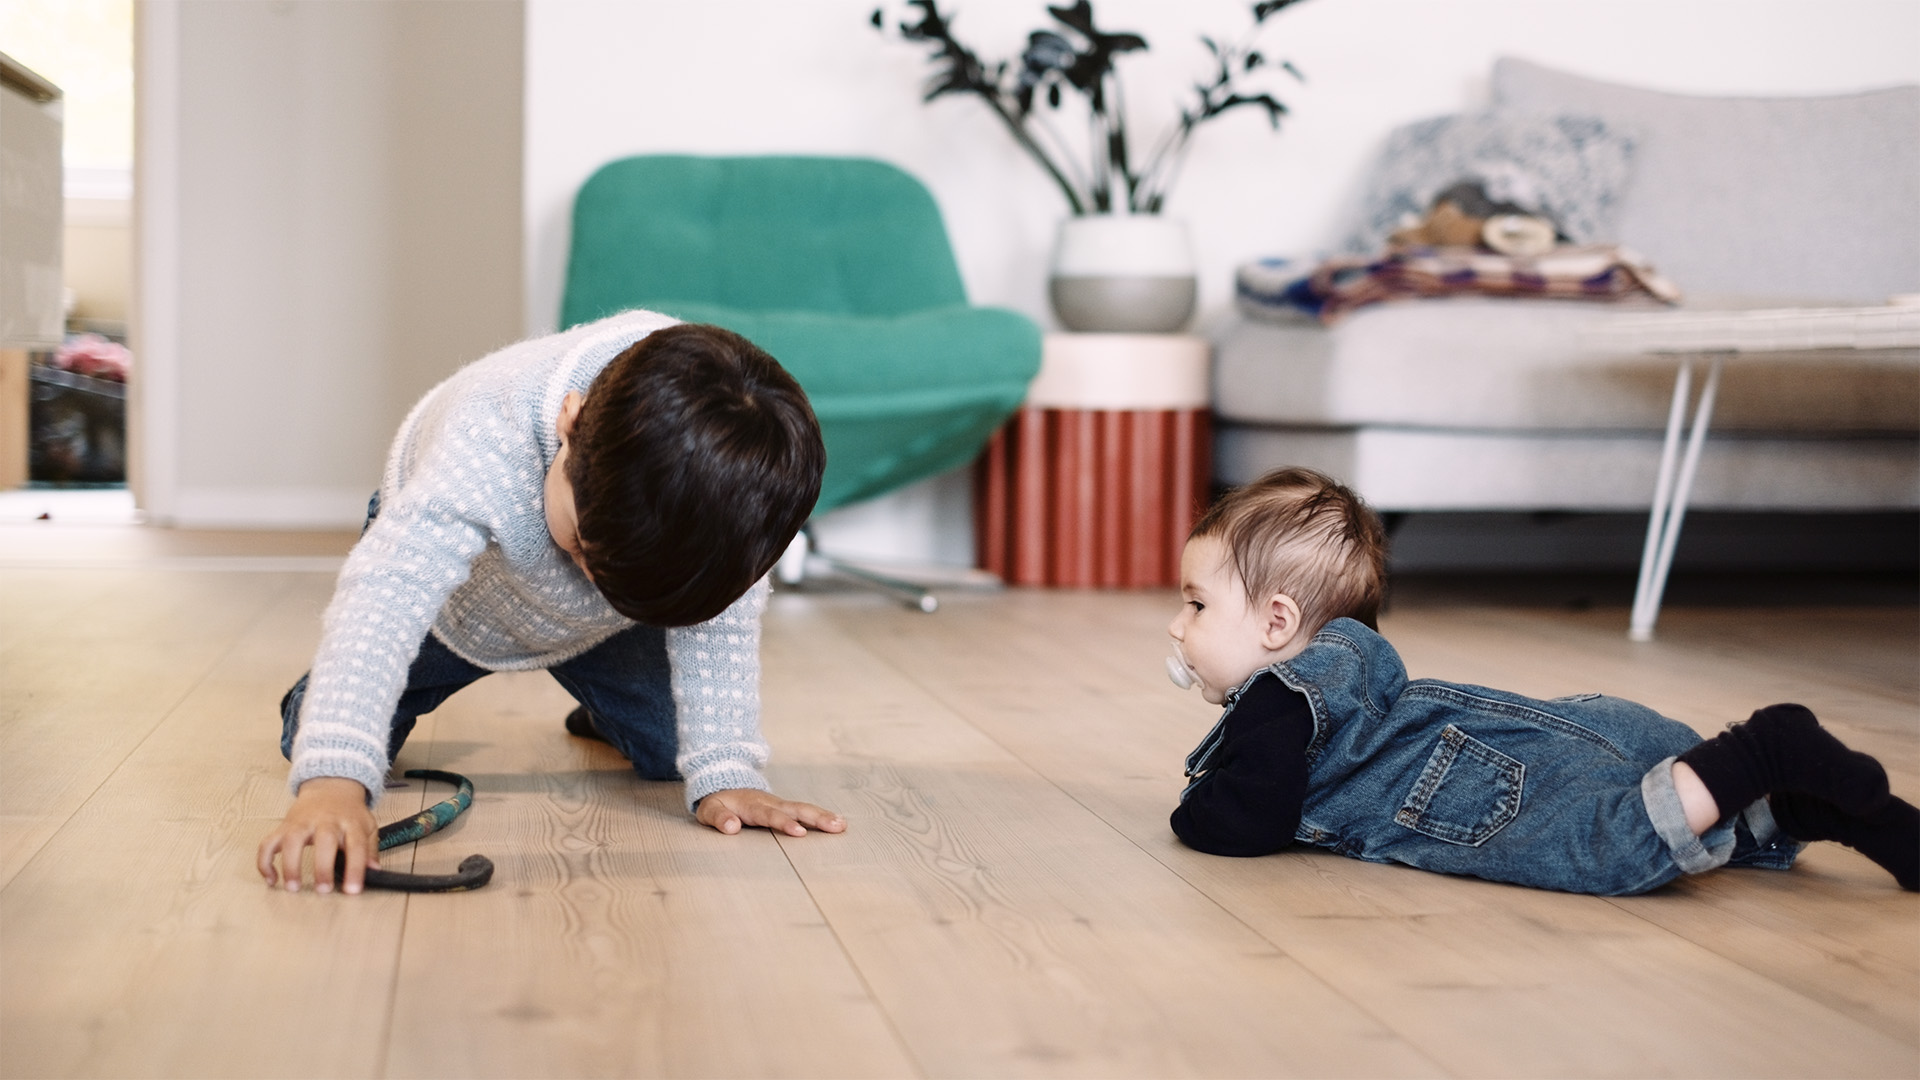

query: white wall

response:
[131,0,1920,539]
[525,0,1920,337]
[135,0,523,527]
[65,197,131,329]
[524,0,1920,563]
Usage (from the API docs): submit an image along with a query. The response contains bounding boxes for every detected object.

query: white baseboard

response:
[161,485,371,529]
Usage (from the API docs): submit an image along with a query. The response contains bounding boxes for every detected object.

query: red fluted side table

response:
[976,333,1211,588]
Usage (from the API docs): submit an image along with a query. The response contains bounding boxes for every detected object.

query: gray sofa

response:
[1212,58,1920,515]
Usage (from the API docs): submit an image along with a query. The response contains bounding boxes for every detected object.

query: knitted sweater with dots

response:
[288,310,772,811]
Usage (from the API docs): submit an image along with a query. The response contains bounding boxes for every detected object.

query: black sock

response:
[1771,792,1919,891]
[564,706,607,743]
[1677,703,1890,818]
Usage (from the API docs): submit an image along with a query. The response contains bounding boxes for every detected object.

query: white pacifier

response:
[1166,640,1198,691]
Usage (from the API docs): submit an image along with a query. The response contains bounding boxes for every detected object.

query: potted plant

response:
[874,0,1307,332]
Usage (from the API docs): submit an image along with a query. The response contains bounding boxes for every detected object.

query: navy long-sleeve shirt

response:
[1170,672,1314,857]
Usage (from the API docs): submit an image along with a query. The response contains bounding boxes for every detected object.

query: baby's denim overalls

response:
[1218,618,1799,895]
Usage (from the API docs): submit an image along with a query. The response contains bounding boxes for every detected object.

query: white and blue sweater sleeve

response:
[667,577,773,809]
[287,493,489,802]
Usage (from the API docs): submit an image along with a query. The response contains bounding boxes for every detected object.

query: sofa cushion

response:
[1214,424,1920,511]
[1344,112,1636,254]
[1211,297,1920,433]
[1492,58,1920,303]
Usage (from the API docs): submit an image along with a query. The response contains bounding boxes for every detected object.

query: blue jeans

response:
[278,624,680,781]
[279,491,679,781]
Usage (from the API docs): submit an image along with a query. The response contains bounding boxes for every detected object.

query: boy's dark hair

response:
[567,322,824,627]
[1190,467,1388,635]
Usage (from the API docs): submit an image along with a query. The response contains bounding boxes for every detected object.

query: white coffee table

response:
[1586,303,1920,640]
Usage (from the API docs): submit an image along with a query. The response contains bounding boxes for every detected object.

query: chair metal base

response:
[776,530,1003,613]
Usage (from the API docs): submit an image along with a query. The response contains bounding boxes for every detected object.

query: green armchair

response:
[562,155,1041,527]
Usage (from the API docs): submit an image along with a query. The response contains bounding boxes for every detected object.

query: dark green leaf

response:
[1253,0,1307,23]
[1048,1,1096,36]
[1216,91,1289,126]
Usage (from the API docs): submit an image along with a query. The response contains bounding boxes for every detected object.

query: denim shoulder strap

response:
[1270,619,1409,762]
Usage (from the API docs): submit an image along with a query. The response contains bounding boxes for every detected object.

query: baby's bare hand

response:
[257,777,379,894]
[696,788,846,837]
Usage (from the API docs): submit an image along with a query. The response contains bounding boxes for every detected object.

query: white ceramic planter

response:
[1048,214,1197,333]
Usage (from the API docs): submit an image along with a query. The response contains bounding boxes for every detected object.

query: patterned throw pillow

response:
[1343,112,1635,255]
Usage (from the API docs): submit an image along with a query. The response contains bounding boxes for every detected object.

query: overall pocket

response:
[1394,724,1524,846]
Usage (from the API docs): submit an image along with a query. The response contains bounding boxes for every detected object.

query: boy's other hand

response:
[696,789,846,837]
[257,777,379,894]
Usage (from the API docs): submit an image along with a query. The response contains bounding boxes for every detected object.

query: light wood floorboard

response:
[824,590,1917,1076]
[380,671,914,1079]
[1,533,1914,1077]
[2,572,416,1078]
[760,599,1439,1078]
[0,570,304,890]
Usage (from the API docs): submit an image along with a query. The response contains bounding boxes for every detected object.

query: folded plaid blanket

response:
[1237,245,1681,324]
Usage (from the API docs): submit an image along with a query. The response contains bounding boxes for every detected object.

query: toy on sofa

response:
[1388,179,1560,256]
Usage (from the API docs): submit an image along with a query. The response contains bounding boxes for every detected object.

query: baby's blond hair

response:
[1190,467,1387,635]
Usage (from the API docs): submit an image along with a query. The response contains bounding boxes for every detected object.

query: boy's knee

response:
[278,673,310,760]
[631,760,683,783]
[605,720,680,781]
[279,675,308,723]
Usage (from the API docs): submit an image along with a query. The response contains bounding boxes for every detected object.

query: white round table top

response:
[1025,332,1212,411]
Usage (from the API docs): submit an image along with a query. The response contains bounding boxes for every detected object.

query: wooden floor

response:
[2,523,1916,1078]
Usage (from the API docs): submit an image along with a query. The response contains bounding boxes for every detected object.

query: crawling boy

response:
[1166,467,1917,894]
[259,311,844,894]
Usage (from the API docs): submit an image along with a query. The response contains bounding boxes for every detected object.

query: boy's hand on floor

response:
[257,776,379,894]
[696,789,846,837]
